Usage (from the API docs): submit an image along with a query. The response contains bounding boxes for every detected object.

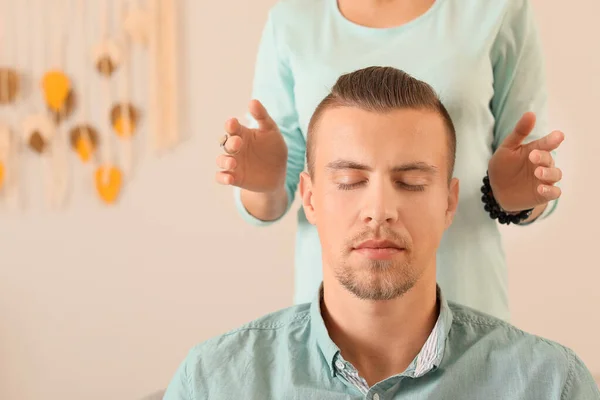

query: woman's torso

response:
[261,0,541,320]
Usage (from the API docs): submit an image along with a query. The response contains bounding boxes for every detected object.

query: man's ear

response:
[299,171,317,225]
[445,178,459,228]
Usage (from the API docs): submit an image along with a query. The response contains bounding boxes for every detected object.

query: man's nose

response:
[359,180,399,226]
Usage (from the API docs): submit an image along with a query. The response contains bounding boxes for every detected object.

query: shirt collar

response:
[310,283,453,378]
[310,285,341,376]
[411,286,453,377]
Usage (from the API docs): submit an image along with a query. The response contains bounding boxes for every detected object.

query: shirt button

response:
[335,360,345,370]
[373,394,380,400]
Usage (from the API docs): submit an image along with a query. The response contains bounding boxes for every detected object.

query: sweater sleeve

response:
[233,9,306,225]
[490,0,558,221]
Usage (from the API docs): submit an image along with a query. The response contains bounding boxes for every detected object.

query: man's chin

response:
[335,262,417,301]
[344,283,408,301]
[338,275,413,301]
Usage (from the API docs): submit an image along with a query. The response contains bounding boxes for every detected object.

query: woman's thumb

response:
[249,99,277,132]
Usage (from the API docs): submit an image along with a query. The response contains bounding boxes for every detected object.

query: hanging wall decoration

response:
[148,0,179,153]
[124,0,151,46]
[70,124,99,163]
[0,123,20,207]
[0,68,19,105]
[93,40,122,78]
[0,0,19,206]
[94,0,123,205]
[22,113,57,205]
[0,0,181,211]
[0,1,20,106]
[0,123,10,191]
[38,0,72,208]
[111,0,141,178]
[42,70,72,122]
[70,0,99,165]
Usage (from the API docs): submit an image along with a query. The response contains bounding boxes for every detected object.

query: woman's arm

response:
[233,8,306,225]
[490,0,558,223]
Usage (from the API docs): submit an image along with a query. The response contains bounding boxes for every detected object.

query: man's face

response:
[300,107,459,301]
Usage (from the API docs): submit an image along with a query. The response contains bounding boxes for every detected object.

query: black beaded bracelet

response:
[481,172,533,225]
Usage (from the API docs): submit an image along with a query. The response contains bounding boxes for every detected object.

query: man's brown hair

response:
[306,66,456,181]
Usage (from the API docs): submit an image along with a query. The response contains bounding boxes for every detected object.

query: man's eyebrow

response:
[325,160,438,174]
[391,162,438,174]
[325,160,372,171]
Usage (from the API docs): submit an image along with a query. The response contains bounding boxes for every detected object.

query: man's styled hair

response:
[306,66,456,180]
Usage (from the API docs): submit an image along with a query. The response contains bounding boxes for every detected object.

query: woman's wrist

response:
[240,185,288,222]
[481,172,533,225]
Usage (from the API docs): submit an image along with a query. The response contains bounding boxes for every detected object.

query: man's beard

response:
[335,228,418,301]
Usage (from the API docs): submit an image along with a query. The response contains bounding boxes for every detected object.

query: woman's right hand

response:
[216,100,288,194]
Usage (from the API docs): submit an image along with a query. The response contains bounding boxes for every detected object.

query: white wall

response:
[0,1,598,399]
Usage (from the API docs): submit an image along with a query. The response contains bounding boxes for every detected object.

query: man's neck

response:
[322,271,438,386]
[337,0,436,29]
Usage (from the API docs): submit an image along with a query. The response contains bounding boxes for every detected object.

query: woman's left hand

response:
[488,112,564,212]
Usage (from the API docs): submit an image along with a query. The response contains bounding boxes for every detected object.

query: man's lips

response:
[352,239,405,260]
[354,239,404,250]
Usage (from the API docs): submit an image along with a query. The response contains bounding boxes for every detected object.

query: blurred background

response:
[0,0,598,399]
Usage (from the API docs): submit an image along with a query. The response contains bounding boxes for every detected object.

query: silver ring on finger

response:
[219,134,231,154]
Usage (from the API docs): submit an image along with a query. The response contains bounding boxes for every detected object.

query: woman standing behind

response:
[216,0,564,321]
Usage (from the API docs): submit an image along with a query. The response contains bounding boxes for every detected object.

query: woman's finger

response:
[215,171,235,185]
[221,134,243,155]
[224,118,250,137]
[248,99,278,133]
[531,130,564,152]
[537,184,562,201]
[535,166,563,183]
[529,150,555,168]
[216,154,237,171]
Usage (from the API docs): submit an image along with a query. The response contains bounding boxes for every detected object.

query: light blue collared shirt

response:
[164,287,598,399]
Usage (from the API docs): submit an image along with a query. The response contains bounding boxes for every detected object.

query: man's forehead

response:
[311,107,449,176]
[316,107,446,145]
[319,106,442,127]
[316,108,445,152]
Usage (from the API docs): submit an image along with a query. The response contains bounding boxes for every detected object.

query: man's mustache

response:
[348,227,411,249]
